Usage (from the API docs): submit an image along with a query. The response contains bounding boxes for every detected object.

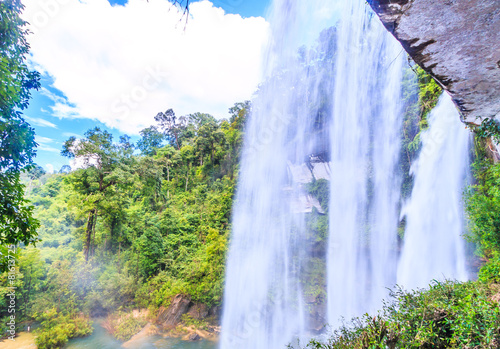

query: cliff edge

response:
[368,0,500,124]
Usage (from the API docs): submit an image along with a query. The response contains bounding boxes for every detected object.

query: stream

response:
[65,322,216,349]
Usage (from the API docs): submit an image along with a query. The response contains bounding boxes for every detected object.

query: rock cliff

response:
[368,0,500,124]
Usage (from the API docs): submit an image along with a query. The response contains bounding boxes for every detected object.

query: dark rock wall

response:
[368,0,500,124]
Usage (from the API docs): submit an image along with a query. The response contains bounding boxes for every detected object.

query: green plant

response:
[298,281,500,349]
[469,118,500,143]
[35,311,92,349]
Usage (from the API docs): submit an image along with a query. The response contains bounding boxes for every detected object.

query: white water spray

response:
[397,93,470,290]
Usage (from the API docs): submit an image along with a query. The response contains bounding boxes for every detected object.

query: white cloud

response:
[39,87,67,105]
[36,135,55,144]
[39,87,79,118]
[38,145,61,153]
[36,135,60,152]
[25,115,57,128]
[22,0,270,134]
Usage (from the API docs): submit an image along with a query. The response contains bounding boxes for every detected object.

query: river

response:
[65,322,216,349]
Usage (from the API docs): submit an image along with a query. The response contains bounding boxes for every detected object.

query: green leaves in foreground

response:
[299,281,500,349]
[0,0,41,250]
[0,171,39,246]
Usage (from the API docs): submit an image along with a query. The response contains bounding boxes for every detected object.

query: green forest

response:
[2,0,500,348]
[1,104,246,348]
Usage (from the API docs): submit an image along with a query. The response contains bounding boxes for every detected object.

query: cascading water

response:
[326,1,405,325]
[397,93,470,290]
[221,0,470,347]
[220,1,340,347]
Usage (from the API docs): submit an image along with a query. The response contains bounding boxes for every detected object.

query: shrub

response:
[297,280,500,349]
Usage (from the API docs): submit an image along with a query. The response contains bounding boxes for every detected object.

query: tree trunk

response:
[90,210,98,257]
[174,132,180,150]
[84,209,96,262]
[166,164,170,199]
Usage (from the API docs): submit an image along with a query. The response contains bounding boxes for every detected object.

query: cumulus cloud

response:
[22,0,269,134]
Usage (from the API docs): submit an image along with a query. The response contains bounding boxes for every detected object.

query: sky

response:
[21,0,271,173]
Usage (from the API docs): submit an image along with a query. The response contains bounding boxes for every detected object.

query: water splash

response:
[397,93,470,290]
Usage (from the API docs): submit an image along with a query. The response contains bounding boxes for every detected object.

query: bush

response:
[35,310,92,349]
[478,254,500,283]
[298,280,500,349]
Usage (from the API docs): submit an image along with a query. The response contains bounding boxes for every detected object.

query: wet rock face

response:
[369,0,500,123]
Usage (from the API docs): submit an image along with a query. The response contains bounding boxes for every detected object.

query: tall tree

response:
[0,0,41,248]
[155,109,187,150]
[62,128,133,261]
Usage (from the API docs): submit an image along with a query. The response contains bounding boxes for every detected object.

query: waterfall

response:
[220,1,340,347]
[220,0,470,347]
[397,93,470,290]
[326,0,405,325]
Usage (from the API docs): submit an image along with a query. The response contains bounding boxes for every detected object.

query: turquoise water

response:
[66,321,217,349]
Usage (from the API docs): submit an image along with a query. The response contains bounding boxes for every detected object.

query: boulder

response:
[188,333,201,341]
[156,294,192,328]
[187,303,209,320]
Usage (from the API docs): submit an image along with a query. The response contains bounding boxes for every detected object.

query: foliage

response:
[35,310,92,349]
[136,125,166,155]
[297,281,500,349]
[477,254,500,283]
[306,179,330,212]
[1,101,248,342]
[0,0,41,250]
[399,62,442,200]
[465,161,500,256]
[0,172,39,246]
[468,118,500,143]
[180,313,209,330]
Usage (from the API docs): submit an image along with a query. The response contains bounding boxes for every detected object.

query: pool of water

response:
[66,321,217,349]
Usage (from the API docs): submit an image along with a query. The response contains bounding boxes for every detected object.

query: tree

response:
[194,115,226,167]
[0,0,41,249]
[154,109,187,150]
[62,127,133,261]
[180,144,195,191]
[228,100,250,131]
[59,165,71,174]
[27,164,46,180]
[136,126,165,156]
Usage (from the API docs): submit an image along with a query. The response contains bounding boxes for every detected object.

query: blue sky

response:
[22,0,271,173]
